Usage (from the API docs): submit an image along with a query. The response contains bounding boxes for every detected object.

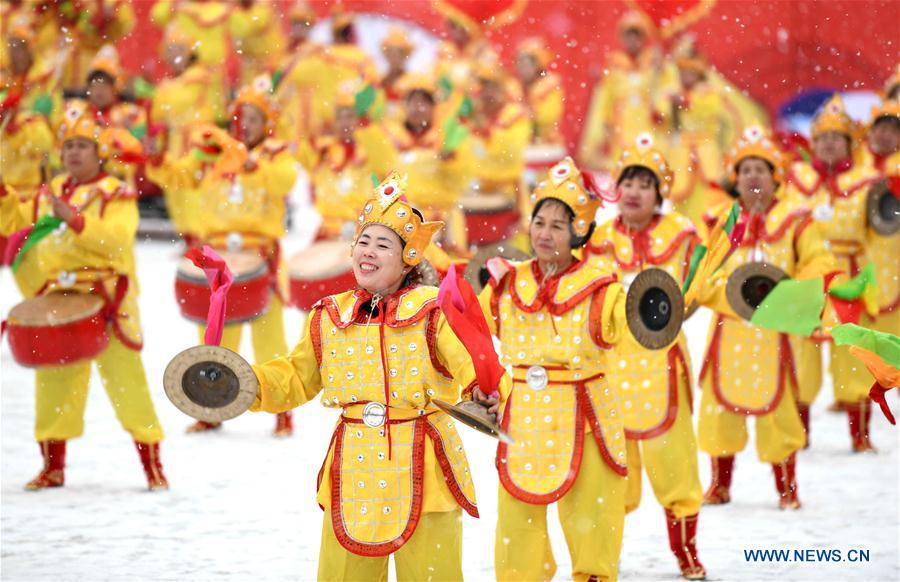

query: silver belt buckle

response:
[526,365,549,391]
[362,402,387,427]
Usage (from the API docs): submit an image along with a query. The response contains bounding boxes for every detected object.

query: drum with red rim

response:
[460,193,520,247]
[288,240,356,311]
[7,292,109,367]
[175,251,270,323]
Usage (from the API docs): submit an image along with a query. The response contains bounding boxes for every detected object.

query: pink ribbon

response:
[3,226,33,266]
[184,245,233,346]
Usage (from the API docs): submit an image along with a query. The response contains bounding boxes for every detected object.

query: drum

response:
[7,292,109,367]
[524,143,568,192]
[460,193,520,247]
[288,240,356,311]
[175,251,270,324]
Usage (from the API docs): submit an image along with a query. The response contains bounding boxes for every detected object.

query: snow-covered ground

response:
[2,223,898,582]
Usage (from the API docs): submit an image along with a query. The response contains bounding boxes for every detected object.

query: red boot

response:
[848,400,876,453]
[772,453,800,509]
[702,456,734,505]
[25,440,66,491]
[274,411,293,437]
[135,441,169,491]
[797,403,811,449]
[186,420,222,433]
[665,510,706,580]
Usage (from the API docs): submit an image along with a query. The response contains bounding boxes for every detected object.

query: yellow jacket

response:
[588,213,699,439]
[273,42,325,140]
[0,111,54,192]
[295,127,394,239]
[151,64,216,159]
[4,172,144,348]
[478,256,629,503]
[697,198,834,416]
[466,103,531,200]
[228,2,285,88]
[521,73,564,145]
[251,285,511,555]
[578,49,677,171]
[856,147,900,314]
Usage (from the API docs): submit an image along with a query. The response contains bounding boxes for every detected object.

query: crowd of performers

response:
[1,2,899,581]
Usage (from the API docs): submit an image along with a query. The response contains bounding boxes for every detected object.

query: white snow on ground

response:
[1,227,898,581]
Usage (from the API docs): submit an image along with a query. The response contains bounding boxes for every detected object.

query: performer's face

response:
[813,131,850,165]
[447,19,470,47]
[530,200,574,264]
[617,169,659,227]
[164,42,192,73]
[7,37,32,75]
[352,225,409,295]
[678,67,703,89]
[87,76,115,109]
[238,104,266,148]
[404,91,434,130]
[62,138,101,182]
[869,118,900,156]
[735,157,777,211]
[515,53,540,83]
[620,28,645,57]
[383,46,409,71]
[334,106,357,140]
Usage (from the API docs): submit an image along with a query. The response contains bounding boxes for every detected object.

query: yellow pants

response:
[197,295,288,363]
[316,508,462,581]
[34,335,164,444]
[625,383,703,518]
[697,376,804,464]
[794,337,872,406]
[495,433,626,582]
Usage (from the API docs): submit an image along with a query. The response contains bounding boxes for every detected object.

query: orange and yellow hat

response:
[87,44,122,87]
[811,94,856,140]
[231,74,280,133]
[381,27,413,54]
[395,73,437,98]
[59,105,143,162]
[724,125,786,183]
[330,8,354,33]
[517,37,553,70]
[614,133,675,198]
[869,98,900,127]
[288,0,316,24]
[7,15,35,46]
[355,172,443,267]
[531,157,614,237]
[617,9,656,37]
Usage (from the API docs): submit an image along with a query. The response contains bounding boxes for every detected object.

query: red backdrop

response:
[118,0,900,150]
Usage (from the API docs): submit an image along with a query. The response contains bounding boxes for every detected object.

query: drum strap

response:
[94,274,129,322]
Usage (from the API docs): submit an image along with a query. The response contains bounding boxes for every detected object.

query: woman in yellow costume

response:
[479,156,672,582]
[698,126,834,509]
[249,173,508,579]
[515,37,564,147]
[295,83,394,241]
[1,107,167,491]
[272,1,323,142]
[148,75,298,436]
[663,47,743,224]
[228,0,285,89]
[378,27,414,124]
[578,10,676,172]
[858,98,900,342]
[784,95,882,452]
[587,135,706,580]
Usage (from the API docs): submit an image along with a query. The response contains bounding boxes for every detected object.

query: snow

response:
[1,224,898,581]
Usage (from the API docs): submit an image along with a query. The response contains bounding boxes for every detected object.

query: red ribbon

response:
[184,245,234,346]
[870,382,895,426]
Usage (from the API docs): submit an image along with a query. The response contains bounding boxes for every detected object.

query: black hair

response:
[405,88,436,105]
[334,24,354,43]
[617,165,663,205]
[87,70,115,86]
[873,115,900,131]
[531,197,596,249]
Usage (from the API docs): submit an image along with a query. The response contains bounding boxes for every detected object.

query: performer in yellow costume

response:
[664,49,743,224]
[2,108,167,491]
[250,173,508,579]
[272,2,323,141]
[784,95,882,452]
[149,75,298,436]
[151,0,233,123]
[699,126,834,509]
[378,27,414,124]
[228,0,285,88]
[515,37,564,147]
[579,10,676,172]
[480,157,655,582]
[858,98,899,340]
[295,84,394,241]
[588,136,706,580]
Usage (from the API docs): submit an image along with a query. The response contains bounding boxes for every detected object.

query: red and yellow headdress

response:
[59,105,143,163]
[7,15,35,46]
[532,157,613,237]
[381,27,413,54]
[395,73,437,99]
[617,9,656,37]
[725,125,786,183]
[288,0,317,24]
[614,133,675,198]
[355,172,443,267]
[231,74,279,134]
[811,94,856,140]
[88,44,122,88]
[869,98,900,127]
[517,37,553,70]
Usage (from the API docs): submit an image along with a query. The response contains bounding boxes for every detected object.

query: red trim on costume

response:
[579,383,628,476]
[422,420,479,518]
[587,215,697,271]
[624,344,689,440]
[588,285,613,349]
[328,418,426,557]
[320,287,442,329]
[505,258,618,316]
[310,308,323,366]
[425,311,452,379]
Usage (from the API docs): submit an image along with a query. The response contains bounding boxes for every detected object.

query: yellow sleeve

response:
[150,0,173,26]
[794,219,836,280]
[250,309,323,413]
[590,282,628,347]
[477,283,498,336]
[474,115,530,183]
[356,124,397,177]
[228,5,270,38]
[105,0,135,41]
[61,192,138,265]
[534,85,564,136]
[144,152,203,192]
[0,186,35,236]
[578,78,613,169]
[696,266,738,318]
[261,149,299,200]
[433,310,512,411]
[293,138,320,172]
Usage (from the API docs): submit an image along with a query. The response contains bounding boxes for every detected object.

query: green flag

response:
[12,216,64,272]
[750,277,825,336]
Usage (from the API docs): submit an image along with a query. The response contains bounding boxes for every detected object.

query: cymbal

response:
[163,345,258,422]
[625,268,685,350]
[725,262,789,321]
[432,399,513,443]
[867,179,900,236]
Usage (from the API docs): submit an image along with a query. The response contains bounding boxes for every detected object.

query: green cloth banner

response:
[832,323,900,369]
[12,215,64,272]
[750,276,825,336]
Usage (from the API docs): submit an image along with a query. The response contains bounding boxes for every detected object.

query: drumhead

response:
[459,192,516,213]
[8,293,105,327]
[177,250,267,283]
[524,143,567,165]
[289,240,354,280]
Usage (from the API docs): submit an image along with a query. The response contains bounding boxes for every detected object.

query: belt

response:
[341,401,435,428]
[511,364,603,390]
